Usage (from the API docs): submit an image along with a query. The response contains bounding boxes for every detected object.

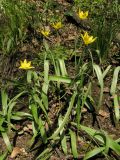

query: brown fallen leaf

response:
[23,124,33,133]
[81,107,87,113]
[27,124,33,130]
[103,87,109,93]
[10,147,27,158]
[99,110,109,118]
[10,147,22,158]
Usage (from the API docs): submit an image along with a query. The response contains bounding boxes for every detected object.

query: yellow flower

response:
[81,32,97,45]
[19,59,34,70]
[52,21,62,30]
[41,29,50,37]
[78,9,88,20]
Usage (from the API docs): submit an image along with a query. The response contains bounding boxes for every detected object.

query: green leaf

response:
[58,59,68,76]
[108,137,120,155]
[2,132,12,152]
[80,125,120,155]
[9,91,26,104]
[33,94,47,116]
[113,94,120,122]
[58,115,67,154]
[80,125,104,143]
[36,147,52,160]
[27,71,39,84]
[61,135,67,155]
[102,65,111,79]
[12,111,32,120]
[69,129,78,158]
[49,75,71,83]
[49,92,77,139]
[0,151,8,160]
[6,38,13,53]
[93,64,103,88]
[0,117,5,132]
[7,101,17,132]
[38,117,47,144]
[110,66,120,95]
[84,147,105,160]
[27,70,33,83]
[42,60,49,110]
[1,89,8,116]
[30,103,39,123]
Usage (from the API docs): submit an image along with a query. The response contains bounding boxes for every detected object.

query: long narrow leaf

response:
[102,65,111,79]
[33,94,47,116]
[108,136,120,155]
[7,101,17,132]
[110,66,120,95]
[79,125,104,143]
[0,151,8,160]
[1,90,8,115]
[113,94,120,122]
[30,103,39,123]
[49,92,77,139]
[84,147,105,160]
[27,70,33,84]
[49,75,71,83]
[93,64,103,88]
[2,132,12,152]
[58,115,67,154]
[38,117,47,144]
[42,60,49,110]
[58,59,68,76]
[69,129,78,158]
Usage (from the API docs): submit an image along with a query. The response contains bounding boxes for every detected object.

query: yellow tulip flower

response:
[78,9,88,20]
[41,29,50,37]
[81,32,97,45]
[52,21,62,30]
[19,59,34,70]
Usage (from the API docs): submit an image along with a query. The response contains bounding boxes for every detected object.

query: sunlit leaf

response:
[58,115,67,154]
[42,60,49,110]
[84,147,105,160]
[1,89,8,115]
[69,129,78,158]
[2,132,12,152]
[58,59,68,76]
[110,66,120,95]
[113,94,120,122]
[93,64,103,88]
